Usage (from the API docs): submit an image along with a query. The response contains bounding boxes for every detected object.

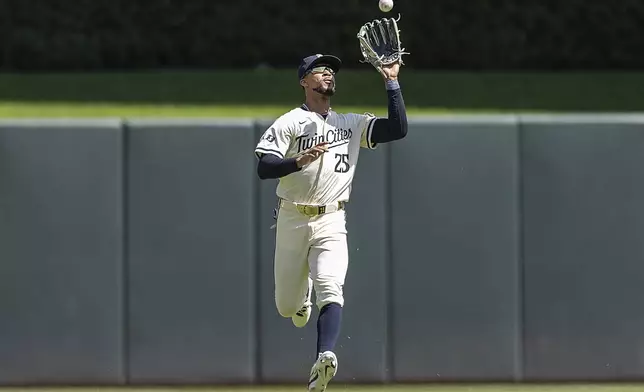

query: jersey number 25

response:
[335,153,350,173]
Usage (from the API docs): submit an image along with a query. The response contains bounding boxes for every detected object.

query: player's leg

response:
[273,204,312,320]
[309,232,348,353]
[306,211,349,391]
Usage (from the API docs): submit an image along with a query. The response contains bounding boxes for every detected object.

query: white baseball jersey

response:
[255,104,377,205]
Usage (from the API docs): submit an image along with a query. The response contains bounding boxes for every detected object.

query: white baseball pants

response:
[272,201,349,318]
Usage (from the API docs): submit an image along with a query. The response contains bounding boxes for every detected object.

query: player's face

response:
[303,66,336,96]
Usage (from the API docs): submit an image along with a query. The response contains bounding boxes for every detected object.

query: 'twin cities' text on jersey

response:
[255,106,378,206]
[295,128,353,154]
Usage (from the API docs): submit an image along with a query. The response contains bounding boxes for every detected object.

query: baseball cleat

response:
[292,279,313,328]
[307,351,338,391]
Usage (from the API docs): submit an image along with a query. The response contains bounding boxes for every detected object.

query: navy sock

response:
[316,302,342,356]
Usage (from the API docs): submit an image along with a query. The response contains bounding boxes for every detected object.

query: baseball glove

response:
[357,14,409,74]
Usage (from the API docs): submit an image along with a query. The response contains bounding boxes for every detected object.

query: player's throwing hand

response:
[296,142,329,168]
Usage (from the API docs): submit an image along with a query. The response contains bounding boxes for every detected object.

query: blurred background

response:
[1,0,644,115]
[2,1,644,391]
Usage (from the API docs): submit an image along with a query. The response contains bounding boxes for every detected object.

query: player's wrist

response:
[385,79,400,90]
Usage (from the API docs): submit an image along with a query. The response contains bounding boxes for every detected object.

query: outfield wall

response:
[1,115,644,385]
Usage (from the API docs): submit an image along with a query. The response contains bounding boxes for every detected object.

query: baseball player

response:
[254,53,407,391]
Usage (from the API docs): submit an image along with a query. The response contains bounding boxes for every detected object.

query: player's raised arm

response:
[356,16,409,146]
[370,64,408,144]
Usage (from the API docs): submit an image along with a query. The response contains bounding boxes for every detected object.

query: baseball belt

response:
[279,198,346,217]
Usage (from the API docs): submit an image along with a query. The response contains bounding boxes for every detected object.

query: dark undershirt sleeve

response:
[370,79,408,144]
[257,153,301,180]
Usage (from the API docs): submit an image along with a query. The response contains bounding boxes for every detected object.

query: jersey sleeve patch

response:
[255,120,292,160]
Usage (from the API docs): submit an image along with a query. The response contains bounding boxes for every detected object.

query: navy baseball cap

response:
[298,54,342,80]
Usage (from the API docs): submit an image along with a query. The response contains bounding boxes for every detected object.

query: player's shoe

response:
[307,351,338,392]
[292,279,312,328]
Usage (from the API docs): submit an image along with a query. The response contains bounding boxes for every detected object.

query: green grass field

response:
[2,385,644,392]
[1,70,644,118]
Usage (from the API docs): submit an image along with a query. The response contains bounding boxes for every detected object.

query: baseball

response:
[379,0,393,12]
